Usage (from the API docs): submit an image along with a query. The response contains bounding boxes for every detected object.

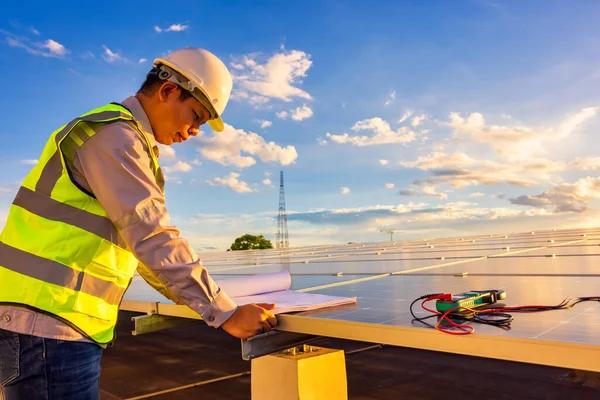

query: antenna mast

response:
[276,171,289,248]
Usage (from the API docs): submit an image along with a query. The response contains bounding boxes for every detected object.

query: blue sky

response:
[2,1,600,249]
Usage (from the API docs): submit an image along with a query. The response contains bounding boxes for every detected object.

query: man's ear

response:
[157,81,179,102]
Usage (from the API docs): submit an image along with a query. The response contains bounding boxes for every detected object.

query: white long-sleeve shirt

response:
[0,96,237,342]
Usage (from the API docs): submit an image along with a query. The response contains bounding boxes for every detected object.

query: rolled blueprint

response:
[216,270,292,298]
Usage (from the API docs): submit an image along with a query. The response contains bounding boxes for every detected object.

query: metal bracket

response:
[241,329,318,360]
[131,314,191,336]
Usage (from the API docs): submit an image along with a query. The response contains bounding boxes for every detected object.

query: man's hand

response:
[221,303,277,339]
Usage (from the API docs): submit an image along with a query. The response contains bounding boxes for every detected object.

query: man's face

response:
[152,82,212,145]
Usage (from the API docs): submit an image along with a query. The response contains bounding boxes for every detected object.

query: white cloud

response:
[568,157,600,171]
[154,24,189,33]
[400,151,477,171]
[157,145,196,174]
[384,90,396,106]
[379,159,389,166]
[291,105,313,121]
[2,30,68,58]
[229,90,269,106]
[399,151,565,188]
[385,183,395,189]
[262,178,273,186]
[232,50,312,104]
[449,107,599,161]
[166,24,188,32]
[20,159,38,165]
[288,203,428,225]
[173,201,600,250]
[469,192,485,198]
[158,144,176,159]
[411,114,427,127]
[398,107,600,195]
[555,107,599,140]
[422,185,448,199]
[259,120,272,128]
[42,39,67,56]
[102,45,122,63]
[288,201,548,228]
[163,161,192,173]
[510,176,600,213]
[451,112,531,142]
[208,172,254,193]
[276,111,289,119]
[400,183,448,200]
[326,117,416,146]
[197,123,297,168]
[138,58,148,64]
[340,186,351,195]
[398,110,412,124]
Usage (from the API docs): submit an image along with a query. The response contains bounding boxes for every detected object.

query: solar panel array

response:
[123,228,600,370]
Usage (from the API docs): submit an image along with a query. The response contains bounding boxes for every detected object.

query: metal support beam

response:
[242,330,318,360]
[131,314,191,336]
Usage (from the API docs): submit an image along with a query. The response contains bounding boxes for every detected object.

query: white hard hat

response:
[153,48,232,132]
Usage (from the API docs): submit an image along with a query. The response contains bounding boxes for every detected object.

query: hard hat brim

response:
[208,117,224,132]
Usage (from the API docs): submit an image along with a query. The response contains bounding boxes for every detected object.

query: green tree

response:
[229,234,273,251]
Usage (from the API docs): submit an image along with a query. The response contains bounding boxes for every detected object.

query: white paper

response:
[215,271,356,314]
[216,270,291,297]
[232,290,356,314]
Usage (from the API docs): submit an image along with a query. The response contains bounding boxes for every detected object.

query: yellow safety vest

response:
[0,103,163,344]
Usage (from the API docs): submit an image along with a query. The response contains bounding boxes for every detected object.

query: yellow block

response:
[251,345,347,400]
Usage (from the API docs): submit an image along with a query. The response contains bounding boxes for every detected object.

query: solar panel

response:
[121,228,600,371]
[299,274,600,340]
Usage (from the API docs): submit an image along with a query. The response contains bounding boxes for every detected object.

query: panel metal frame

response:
[275,314,600,372]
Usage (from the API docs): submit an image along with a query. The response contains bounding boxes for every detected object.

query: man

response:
[0,48,277,399]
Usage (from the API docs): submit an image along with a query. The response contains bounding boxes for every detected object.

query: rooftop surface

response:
[100,311,600,399]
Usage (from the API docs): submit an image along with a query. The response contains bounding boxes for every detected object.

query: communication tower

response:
[276,171,289,248]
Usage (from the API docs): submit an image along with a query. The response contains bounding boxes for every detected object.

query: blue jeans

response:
[0,329,102,400]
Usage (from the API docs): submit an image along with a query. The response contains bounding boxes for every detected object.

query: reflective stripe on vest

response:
[0,103,162,344]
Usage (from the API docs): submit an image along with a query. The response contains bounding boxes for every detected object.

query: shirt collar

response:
[121,96,158,151]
